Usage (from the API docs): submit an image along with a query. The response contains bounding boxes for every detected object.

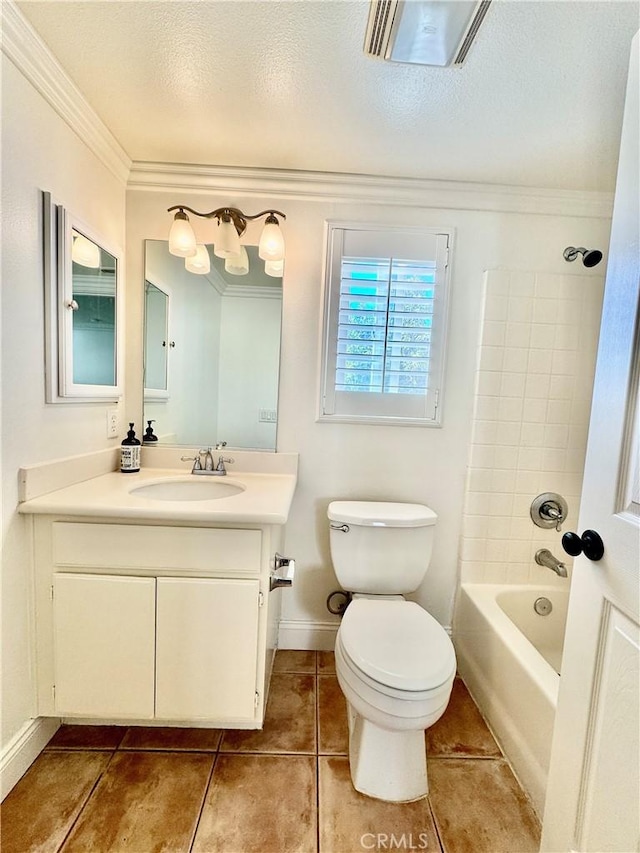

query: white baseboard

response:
[1,717,60,801]
[278,620,339,651]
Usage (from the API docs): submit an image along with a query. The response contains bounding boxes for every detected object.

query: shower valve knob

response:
[561,529,605,562]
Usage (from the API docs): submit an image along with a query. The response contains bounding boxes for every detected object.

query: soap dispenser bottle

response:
[120,423,141,473]
[143,420,158,445]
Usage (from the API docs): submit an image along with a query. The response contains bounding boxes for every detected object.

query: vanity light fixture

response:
[71,232,101,268]
[185,244,211,275]
[167,205,286,276]
[264,259,285,278]
[225,246,249,276]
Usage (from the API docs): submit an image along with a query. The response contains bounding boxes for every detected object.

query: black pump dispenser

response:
[120,422,141,473]
[143,420,158,444]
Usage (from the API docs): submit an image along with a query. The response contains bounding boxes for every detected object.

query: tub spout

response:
[535,549,568,578]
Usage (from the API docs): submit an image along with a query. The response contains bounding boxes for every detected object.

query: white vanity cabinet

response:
[33,517,284,728]
[53,573,156,718]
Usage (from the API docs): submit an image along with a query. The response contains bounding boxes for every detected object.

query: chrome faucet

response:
[535,549,568,578]
[202,447,215,471]
[180,448,232,476]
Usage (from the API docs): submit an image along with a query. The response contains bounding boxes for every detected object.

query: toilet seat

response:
[339,599,456,694]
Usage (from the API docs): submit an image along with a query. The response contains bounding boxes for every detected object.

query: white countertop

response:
[18,467,298,525]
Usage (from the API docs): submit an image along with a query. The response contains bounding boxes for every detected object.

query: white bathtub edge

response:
[455,637,548,818]
[454,582,562,819]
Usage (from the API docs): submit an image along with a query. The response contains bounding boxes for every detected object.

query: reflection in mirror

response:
[144,281,169,397]
[42,191,122,402]
[143,241,282,450]
[70,229,117,387]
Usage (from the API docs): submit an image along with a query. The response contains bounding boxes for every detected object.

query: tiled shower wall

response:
[460,270,604,585]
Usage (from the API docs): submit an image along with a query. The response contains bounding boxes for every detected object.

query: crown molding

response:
[1,0,131,185]
[128,161,614,220]
[1,0,614,219]
[223,284,282,300]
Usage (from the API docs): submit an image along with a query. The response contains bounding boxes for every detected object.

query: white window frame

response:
[318,221,453,427]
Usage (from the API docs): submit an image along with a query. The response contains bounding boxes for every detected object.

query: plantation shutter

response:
[320,225,451,425]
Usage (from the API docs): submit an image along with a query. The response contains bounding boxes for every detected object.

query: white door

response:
[155,577,261,721]
[53,573,156,718]
[541,33,640,853]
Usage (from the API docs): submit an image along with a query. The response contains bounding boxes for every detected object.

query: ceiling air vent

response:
[364,0,492,67]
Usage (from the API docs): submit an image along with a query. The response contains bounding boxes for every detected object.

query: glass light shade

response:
[72,233,101,268]
[264,259,284,278]
[213,217,242,258]
[225,246,249,276]
[168,214,197,257]
[258,220,285,261]
[185,244,211,275]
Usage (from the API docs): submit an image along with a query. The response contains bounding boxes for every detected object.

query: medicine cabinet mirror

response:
[43,192,123,402]
[144,280,170,399]
[143,240,282,450]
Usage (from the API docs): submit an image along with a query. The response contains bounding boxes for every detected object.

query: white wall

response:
[126,187,612,640]
[1,54,126,749]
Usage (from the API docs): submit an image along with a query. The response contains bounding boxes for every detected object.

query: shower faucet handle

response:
[530,492,568,531]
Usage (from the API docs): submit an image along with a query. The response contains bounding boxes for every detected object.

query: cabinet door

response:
[156,578,260,721]
[53,574,155,718]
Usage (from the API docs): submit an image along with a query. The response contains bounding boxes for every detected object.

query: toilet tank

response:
[327,501,437,594]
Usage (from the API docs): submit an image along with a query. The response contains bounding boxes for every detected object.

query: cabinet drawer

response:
[53,522,262,573]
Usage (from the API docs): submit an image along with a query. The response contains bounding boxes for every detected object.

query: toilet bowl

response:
[328,500,456,802]
[335,597,456,801]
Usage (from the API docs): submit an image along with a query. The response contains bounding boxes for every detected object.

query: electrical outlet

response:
[106,408,119,438]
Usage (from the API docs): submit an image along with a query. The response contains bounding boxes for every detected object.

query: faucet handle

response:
[180,454,202,471]
[530,492,568,531]
[215,456,234,473]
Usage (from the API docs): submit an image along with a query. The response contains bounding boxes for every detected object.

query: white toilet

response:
[328,500,456,803]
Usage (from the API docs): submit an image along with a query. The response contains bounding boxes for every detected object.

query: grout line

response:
[315,651,321,853]
[315,754,321,853]
[53,748,119,853]
[187,751,219,853]
[428,795,447,853]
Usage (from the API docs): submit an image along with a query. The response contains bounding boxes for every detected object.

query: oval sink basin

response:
[130,479,245,502]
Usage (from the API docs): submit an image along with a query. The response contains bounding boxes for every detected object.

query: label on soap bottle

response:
[120,445,140,473]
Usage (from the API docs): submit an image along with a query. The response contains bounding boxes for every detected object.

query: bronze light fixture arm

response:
[167,205,286,237]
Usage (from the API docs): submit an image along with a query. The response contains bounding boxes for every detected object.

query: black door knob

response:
[561,529,605,562]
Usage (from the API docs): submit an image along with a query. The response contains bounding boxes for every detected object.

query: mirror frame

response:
[43,191,123,402]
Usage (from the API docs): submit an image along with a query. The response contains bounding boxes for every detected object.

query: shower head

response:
[563,246,603,267]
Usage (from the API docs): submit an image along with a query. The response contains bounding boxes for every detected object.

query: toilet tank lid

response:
[328,501,437,528]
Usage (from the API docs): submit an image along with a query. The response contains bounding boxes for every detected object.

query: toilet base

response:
[346,701,428,802]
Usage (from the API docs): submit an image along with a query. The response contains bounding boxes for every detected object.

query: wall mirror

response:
[143,240,282,450]
[43,192,123,402]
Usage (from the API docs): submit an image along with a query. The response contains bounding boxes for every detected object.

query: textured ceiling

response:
[17,0,640,191]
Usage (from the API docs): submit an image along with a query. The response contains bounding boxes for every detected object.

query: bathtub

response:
[454,583,569,818]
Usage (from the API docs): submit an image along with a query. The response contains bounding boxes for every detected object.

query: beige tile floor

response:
[1,651,541,853]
